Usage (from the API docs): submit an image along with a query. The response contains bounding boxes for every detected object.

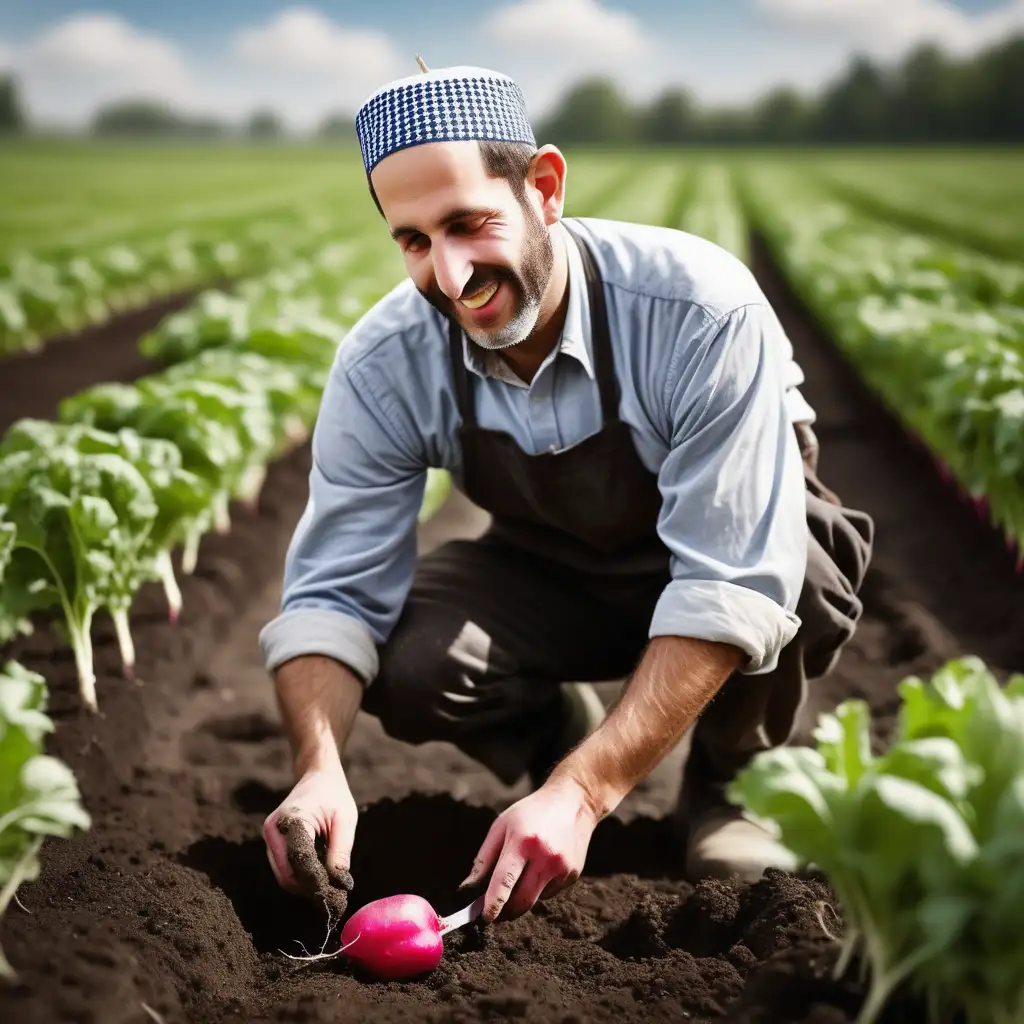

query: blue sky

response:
[2,1,1021,130]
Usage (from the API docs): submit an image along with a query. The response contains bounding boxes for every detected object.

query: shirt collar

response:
[462,220,595,388]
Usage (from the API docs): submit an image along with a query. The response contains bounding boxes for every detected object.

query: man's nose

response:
[431,239,472,302]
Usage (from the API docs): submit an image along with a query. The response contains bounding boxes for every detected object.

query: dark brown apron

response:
[449,220,669,579]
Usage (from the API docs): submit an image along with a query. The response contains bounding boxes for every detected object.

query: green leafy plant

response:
[0,660,90,978]
[0,440,157,709]
[740,169,1024,552]
[729,657,1024,1024]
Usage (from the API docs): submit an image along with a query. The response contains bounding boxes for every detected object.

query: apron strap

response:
[445,218,619,428]
[447,316,477,428]
[562,219,620,425]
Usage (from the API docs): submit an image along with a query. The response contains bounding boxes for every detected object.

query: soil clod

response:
[276,814,354,923]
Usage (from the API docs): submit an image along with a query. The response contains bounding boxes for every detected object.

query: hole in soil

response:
[200,712,283,743]
[181,836,329,956]
[231,779,279,815]
[183,793,692,957]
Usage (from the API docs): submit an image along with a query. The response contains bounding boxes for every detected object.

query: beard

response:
[417,203,554,351]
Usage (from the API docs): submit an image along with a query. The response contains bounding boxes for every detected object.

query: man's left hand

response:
[460,775,602,921]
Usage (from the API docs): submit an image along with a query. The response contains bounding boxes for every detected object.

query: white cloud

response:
[5,14,196,126]
[220,6,406,130]
[756,0,1024,57]
[231,7,402,82]
[482,0,652,59]
[27,13,188,82]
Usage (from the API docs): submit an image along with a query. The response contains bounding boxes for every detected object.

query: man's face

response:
[370,142,554,350]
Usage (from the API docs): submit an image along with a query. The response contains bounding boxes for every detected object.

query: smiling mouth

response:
[460,281,499,310]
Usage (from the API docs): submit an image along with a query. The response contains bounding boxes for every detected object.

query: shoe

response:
[684,802,798,884]
[526,682,606,790]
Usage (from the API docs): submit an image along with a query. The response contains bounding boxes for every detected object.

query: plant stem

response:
[153,549,182,622]
[111,605,135,679]
[213,492,231,534]
[181,528,201,575]
[237,464,267,509]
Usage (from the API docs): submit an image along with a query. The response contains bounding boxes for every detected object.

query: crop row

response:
[0,223,409,976]
[0,208,370,357]
[738,166,1024,556]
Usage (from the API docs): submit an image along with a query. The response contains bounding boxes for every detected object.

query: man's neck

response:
[496,225,570,386]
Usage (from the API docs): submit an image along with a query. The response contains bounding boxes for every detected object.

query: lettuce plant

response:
[0,441,157,709]
[0,660,90,978]
[729,657,1024,1024]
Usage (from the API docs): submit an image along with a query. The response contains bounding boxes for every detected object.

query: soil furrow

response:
[0,290,195,434]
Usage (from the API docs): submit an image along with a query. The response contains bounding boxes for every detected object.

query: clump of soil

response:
[275,814,354,925]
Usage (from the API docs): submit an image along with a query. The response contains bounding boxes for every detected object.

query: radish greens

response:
[729,657,1024,1024]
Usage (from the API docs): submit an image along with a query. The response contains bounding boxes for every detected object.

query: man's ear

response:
[528,145,567,226]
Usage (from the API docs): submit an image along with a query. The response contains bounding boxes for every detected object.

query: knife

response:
[438,894,486,935]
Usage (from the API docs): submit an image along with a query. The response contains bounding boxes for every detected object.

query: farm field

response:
[1,143,1024,1024]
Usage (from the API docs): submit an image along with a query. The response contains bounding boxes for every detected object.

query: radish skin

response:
[340,895,446,980]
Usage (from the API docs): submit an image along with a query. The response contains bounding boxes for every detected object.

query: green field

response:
[4,142,1022,255]
[1,143,1020,552]
[1,142,1024,1016]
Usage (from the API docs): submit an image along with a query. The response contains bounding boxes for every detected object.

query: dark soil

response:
[1,241,1022,1024]
[0,290,195,434]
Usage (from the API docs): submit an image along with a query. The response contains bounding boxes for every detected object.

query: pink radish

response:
[283,893,484,979]
[341,894,446,979]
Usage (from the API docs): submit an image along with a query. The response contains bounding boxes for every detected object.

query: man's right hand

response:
[263,654,365,898]
[263,764,358,895]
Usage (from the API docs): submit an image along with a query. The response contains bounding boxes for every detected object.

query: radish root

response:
[280,931,360,964]
[815,900,843,943]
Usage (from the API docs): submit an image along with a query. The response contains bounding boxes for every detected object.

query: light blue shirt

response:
[259,217,814,684]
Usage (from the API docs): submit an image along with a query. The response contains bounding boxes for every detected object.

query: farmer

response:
[259,64,873,921]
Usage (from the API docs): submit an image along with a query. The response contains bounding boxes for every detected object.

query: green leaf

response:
[813,699,873,786]
[728,746,844,869]
[877,737,981,809]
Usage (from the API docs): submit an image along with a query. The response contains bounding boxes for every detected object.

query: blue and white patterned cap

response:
[355,65,536,175]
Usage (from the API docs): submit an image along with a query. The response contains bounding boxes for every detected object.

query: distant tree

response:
[537,78,637,146]
[640,88,696,145]
[317,112,357,142]
[246,109,284,140]
[889,45,965,141]
[92,100,186,136]
[91,99,228,139]
[0,75,27,134]
[965,35,1024,142]
[751,87,815,144]
[815,57,893,142]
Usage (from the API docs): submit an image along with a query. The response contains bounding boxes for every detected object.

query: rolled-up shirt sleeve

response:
[258,350,425,684]
[649,303,808,674]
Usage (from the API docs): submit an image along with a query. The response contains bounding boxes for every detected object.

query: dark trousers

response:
[363,467,873,790]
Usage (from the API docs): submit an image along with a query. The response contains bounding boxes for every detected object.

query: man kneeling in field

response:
[259,63,873,922]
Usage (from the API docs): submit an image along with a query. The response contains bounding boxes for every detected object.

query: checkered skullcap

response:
[355,65,536,175]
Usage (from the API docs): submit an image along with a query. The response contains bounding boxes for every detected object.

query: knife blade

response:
[438,894,486,935]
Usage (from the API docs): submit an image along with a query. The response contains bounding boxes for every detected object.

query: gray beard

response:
[465,292,543,350]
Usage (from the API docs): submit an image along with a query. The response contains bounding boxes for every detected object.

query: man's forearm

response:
[551,635,742,819]
[273,655,364,776]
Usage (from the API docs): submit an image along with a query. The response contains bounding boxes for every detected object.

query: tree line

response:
[0,33,1020,144]
[539,36,1024,145]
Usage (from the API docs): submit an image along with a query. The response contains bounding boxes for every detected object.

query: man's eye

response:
[406,234,429,252]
